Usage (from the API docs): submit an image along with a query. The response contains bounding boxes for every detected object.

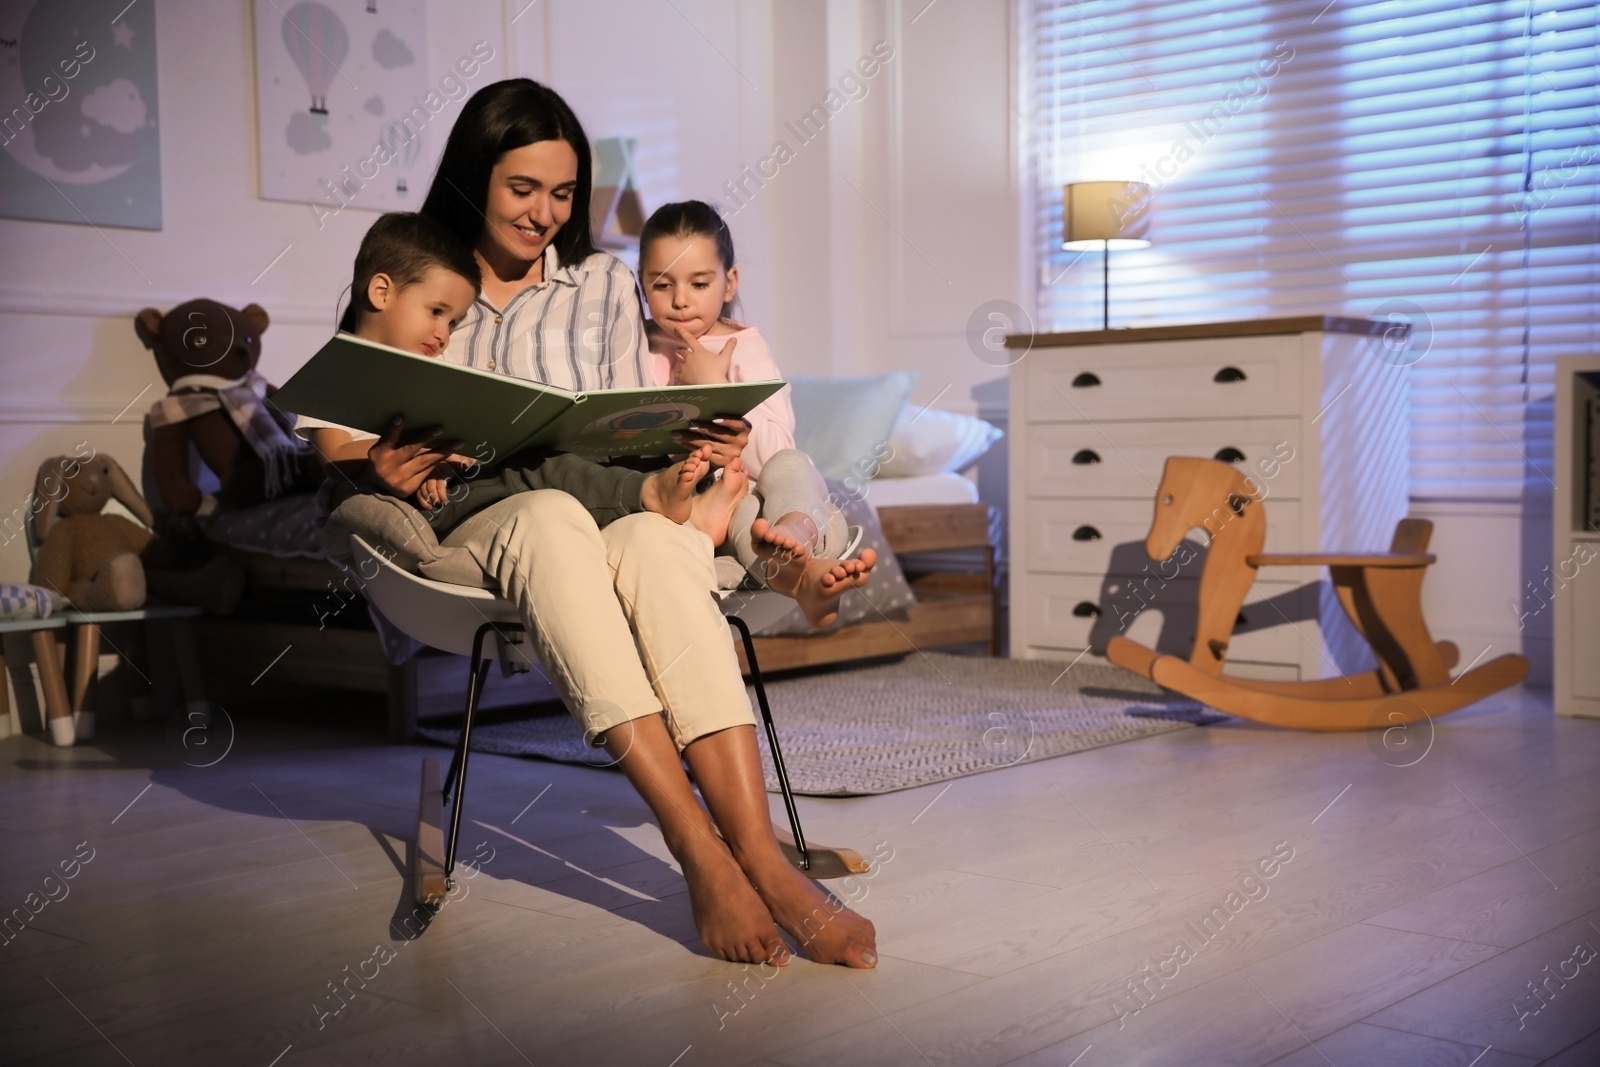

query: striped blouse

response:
[443,245,650,393]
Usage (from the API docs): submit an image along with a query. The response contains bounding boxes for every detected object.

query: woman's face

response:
[480,139,579,265]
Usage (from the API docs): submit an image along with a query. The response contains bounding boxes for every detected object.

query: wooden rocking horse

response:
[1105,457,1528,731]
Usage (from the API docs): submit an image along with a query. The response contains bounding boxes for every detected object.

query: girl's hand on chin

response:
[670,324,736,385]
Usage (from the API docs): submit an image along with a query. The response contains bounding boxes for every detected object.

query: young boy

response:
[298,212,707,534]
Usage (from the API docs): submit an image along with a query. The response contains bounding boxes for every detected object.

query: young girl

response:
[639,200,875,628]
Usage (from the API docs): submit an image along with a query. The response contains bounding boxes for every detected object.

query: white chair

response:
[347,534,854,905]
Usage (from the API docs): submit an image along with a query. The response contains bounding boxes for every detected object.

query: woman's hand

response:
[673,417,750,468]
[368,417,461,498]
[668,324,736,385]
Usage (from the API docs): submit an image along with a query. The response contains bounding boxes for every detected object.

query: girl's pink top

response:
[649,324,795,480]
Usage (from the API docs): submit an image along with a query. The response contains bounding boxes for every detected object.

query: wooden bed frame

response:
[194,502,1000,741]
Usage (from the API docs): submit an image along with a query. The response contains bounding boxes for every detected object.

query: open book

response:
[273,333,786,460]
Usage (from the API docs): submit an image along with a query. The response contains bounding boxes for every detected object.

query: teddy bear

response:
[135,299,325,539]
[28,452,244,616]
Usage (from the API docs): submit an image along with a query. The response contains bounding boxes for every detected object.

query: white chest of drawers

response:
[1007,317,1411,681]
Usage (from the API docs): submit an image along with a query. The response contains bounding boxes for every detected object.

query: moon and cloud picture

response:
[0,0,162,230]
[253,0,428,212]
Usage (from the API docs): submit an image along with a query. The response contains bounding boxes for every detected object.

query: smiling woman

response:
[336,78,881,971]
[414,79,645,390]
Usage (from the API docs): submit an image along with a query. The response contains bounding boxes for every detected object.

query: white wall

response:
[3,2,1535,683]
[0,0,1020,588]
[0,0,507,581]
[1415,499,1554,688]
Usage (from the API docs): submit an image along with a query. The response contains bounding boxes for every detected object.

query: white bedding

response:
[862,472,981,508]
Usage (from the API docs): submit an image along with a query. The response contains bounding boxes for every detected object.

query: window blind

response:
[1030,0,1599,501]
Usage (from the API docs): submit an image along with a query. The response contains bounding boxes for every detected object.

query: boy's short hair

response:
[339,212,482,332]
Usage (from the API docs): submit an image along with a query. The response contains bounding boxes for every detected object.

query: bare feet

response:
[679,834,790,965]
[754,520,878,627]
[641,445,712,524]
[741,851,878,968]
[688,459,750,546]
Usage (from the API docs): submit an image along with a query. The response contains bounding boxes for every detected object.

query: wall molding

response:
[0,408,154,427]
[0,287,334,327]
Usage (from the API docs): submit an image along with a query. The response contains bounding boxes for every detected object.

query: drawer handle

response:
[1072,525,1103,542]
[1072,449,1102,465]
[1071,371,1102,388]
[1214,447,1246,464]
[1072,602,1102,618]
[1214,366,1248,383]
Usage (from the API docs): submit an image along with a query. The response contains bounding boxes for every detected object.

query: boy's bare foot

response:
[741,850,877,968]
[758,540,878,628]
[641,445,712,524]
[688,459,749,546]
[679,832,790,965]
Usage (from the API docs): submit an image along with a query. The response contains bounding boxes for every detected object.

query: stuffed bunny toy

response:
[27,453,243,615]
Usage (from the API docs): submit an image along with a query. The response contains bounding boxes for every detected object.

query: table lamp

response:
[1062,181,1152,329]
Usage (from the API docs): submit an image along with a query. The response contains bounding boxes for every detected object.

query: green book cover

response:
[272,333,786,460]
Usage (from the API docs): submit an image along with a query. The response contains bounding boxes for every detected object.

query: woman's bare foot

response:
[741,850,877,968]
[758,540,878,628]
[679,833,790,965]
[641,445,712,524]
[688,459,750,546]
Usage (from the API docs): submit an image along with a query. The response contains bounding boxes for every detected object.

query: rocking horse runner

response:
[1105,457,1528,731]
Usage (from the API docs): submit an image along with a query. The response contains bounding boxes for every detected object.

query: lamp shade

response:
[1062,181,1152,249]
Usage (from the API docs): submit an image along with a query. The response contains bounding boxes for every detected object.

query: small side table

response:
[57,604,207,744]
[0,616,72,744]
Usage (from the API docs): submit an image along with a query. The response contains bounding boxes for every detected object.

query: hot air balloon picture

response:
[378,118,421,195]
[280,1,348,118]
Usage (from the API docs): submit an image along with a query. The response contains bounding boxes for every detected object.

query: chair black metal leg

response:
[443,623,497,883]
[726,613,809,871]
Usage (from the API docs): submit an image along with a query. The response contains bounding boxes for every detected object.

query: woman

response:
[366,79,876,969]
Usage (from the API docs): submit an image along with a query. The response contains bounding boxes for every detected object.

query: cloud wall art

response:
[253,0,429,214]
[0,0,162,229]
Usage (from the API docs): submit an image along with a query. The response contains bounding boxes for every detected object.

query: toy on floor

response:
[135,298,324,534]
[1105,456,1529,731]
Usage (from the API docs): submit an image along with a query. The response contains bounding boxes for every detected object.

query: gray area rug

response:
[418,653,1220,796]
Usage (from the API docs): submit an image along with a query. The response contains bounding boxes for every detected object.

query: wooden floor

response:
[1,676,1597,1066]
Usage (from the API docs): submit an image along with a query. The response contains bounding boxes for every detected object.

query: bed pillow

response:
[880,406,1004,477]
[788,371,919,481]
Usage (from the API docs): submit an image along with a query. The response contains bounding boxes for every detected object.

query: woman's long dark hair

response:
[420,79,598,267]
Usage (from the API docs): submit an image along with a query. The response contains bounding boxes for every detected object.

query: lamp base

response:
[1101,241,1110,331]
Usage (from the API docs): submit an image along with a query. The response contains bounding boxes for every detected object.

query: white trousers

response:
[441,489,755,750]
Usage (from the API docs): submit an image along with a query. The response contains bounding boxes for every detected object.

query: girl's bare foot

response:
[641,445,712,524]
[679,833,790,965]
[751,515,812,563]
[688,459,750,546]
[759,542,878,628]
[741,850,877,968]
